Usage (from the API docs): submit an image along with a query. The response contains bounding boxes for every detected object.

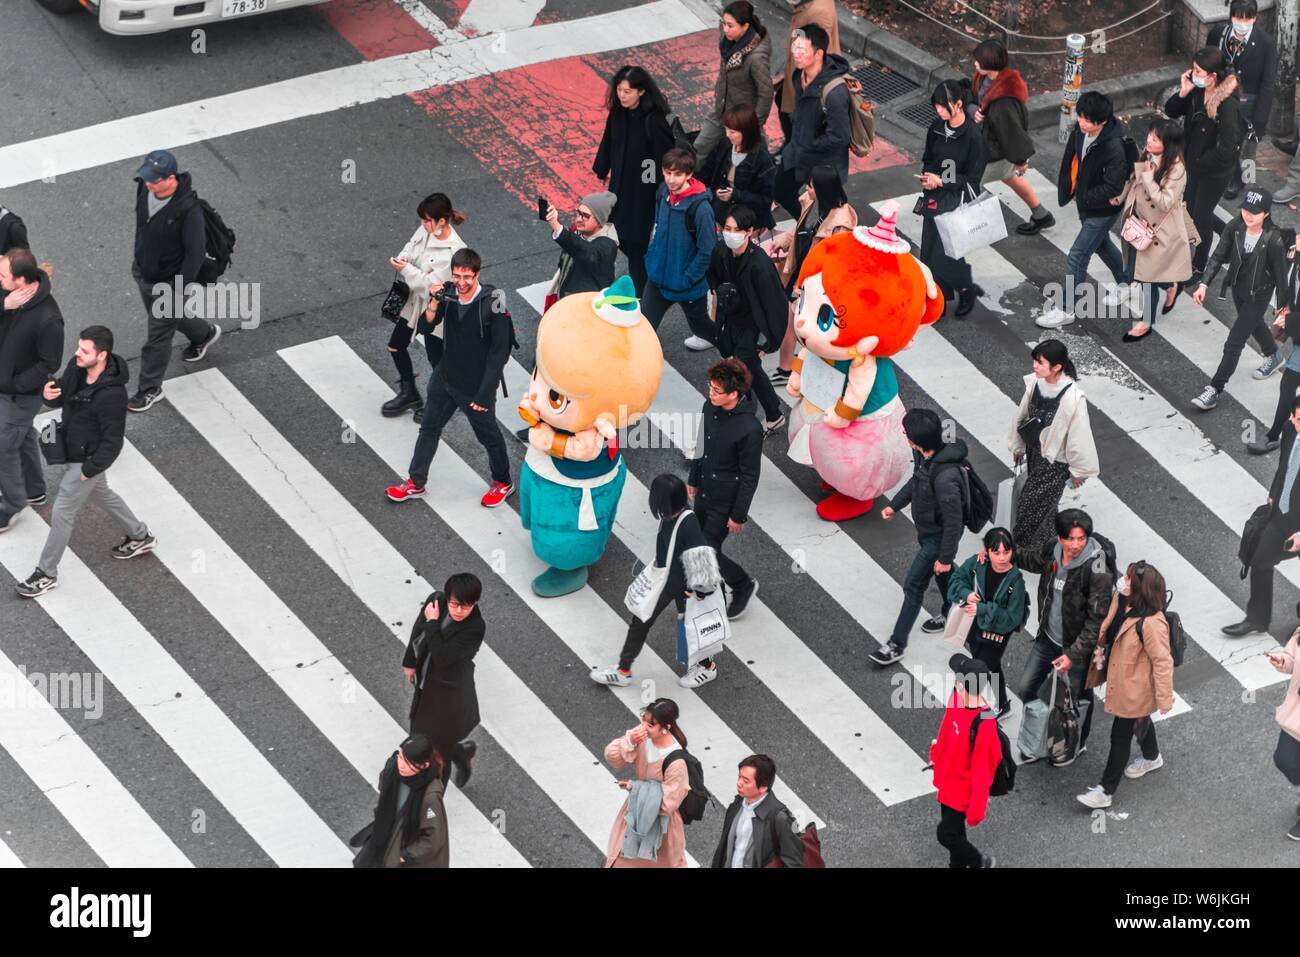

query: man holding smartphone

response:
[1227,396,1300,636]
[541,191,618,305]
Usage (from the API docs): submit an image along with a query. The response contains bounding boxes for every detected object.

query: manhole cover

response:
[898,101,937,128]
[847,63,920,103]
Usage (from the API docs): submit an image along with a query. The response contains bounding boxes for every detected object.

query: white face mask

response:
[1232,21,1251,37]
[722,231,747,250]
[1191,75,1208,88]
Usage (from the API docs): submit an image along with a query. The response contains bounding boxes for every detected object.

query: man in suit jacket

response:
[1208,0,1276,200]
[711,754,805,867]
[1227,395,1300,636]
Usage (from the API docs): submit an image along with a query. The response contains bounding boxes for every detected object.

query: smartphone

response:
[538,195,549,221]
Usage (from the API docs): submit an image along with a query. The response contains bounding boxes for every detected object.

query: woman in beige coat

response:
[603,699,690,868]
[775,0,840,137]
[1078,561,1175,810]
[1109,119,1198,341]
[1266,625,1300,840]
[695,2,775,159]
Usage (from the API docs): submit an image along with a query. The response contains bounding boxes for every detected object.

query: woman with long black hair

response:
[593,66,676,296]
[918,79,987,318]
[603,698,691,868]
[1007,340,1100,555]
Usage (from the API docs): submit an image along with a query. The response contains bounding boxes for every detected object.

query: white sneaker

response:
[589,665,631,687]
[1123,754,1164,779]
[1076,785,1112,809]
[683,336,713,351]
[678,663,718,688]
[1036,307,1075,329]
[1101,284,1136,309]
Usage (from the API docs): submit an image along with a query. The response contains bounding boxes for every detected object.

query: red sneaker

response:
[480,480,515,508]
[386,478,426,502]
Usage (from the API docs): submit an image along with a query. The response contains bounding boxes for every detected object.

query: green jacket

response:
[946,556,1030,637]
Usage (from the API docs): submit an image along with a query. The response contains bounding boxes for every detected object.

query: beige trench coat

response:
[1113,158,1198,284]
[603,730,689,868]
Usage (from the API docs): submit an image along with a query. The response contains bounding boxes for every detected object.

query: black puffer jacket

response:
[1019,533,1117,668]
[1164,74,1245,181]
[1201,214,1292,306]
[1056,117,1129,218]
[697,141,778,231]
[688,393,763,524]
[133,171,206,285]
[890,440,968,565]
[0,271,63,396]
[782,53,852,185]
[47,353,130,478]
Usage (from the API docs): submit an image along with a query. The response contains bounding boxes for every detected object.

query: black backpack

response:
[176,194,237,283]
[665,113,697,153]
[968,710,1015,796]
[1137,591,1187,668]
[934,459,995,533]
[662,749,710,825]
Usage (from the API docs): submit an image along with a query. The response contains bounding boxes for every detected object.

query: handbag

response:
[994,465,1026,530]
[1119,191,1174,252]
[37,416,67,465]
[678,587,730,667]
[942,577,979,647]
[1016,383,1071,446]
[624,512,689,622]
[380,274,410,323]
[934,185,1007,260]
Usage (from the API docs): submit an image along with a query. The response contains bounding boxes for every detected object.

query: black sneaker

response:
[769,367,791,386]
[727,578,758,620]
[128,387,164,413]
[513,426,531,443]
[110,533,157,560]
[453,741,477,788]
[15,570,57,598]
[868,641,904,666]
[26,493,47,506]
[182,323,222,363]
[1015,212,1055,235]
[920,614,946,634]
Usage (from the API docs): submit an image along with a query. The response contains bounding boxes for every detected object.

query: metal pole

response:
[1058,34,1086,144]
[1277,0,1300,139]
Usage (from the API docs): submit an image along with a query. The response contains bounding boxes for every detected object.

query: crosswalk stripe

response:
[165,369,649,864]
[993,170,1281,424]
[0,836,22,868]
[278,336,827,831]
[459,0,547,34]
[106,440,527,868]
[497,359,936,805]
[0,0,709,190]
[392,0,465,42]
[0,647,191,867]
[0,515,349,866]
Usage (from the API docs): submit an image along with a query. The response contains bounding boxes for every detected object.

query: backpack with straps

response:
[969,709,1016,796]
[932,459,995,534]
[424,286,521,398]
[820,75,876,157]
[661,749,711,825]
[1136,592,1187,668]
[170,194,237,283]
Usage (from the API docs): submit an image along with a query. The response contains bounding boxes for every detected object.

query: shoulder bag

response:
[381,271,410,323]
[1119,189,1174,251]
[624,512,690,622]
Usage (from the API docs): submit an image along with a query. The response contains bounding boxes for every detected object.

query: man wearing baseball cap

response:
[129,149,221,413]
[928,653,1003,867]
[1189,185,1288,411]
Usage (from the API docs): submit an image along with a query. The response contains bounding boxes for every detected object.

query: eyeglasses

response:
[574,210,594,220]
[447,598,474,611]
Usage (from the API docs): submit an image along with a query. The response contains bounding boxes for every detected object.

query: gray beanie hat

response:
[581,191,617,226]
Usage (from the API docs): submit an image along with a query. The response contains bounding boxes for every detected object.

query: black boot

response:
[381,379,422,417]
[453,741,477,788]
[954,285,984,318]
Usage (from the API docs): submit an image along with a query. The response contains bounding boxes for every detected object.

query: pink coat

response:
[1277,633,1300,742]
[603,730,689,868]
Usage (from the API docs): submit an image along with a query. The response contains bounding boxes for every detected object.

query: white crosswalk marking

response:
[0,837,22,868]
[279,336,827,831]
[459,0,547,34]
[0,516,350,866]
[0,647,191,867]
[106,441,527,868]
[164,369,670,864]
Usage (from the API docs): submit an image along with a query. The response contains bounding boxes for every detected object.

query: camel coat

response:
[777,0,842,115]
[1085,595,1175,718]
[603,730,690,868]
[1113,158,1198,284]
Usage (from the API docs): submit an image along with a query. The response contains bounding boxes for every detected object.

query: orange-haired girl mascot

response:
[786,200,944,521]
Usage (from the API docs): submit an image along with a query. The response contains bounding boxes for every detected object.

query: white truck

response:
[35,0,329,35]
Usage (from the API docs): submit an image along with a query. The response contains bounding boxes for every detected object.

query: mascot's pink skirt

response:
[789,397,910,501]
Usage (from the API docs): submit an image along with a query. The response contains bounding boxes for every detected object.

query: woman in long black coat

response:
[592,65,676,296]
[402,573,485,788]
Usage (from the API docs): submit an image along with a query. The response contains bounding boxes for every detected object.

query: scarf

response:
[353,751,436,868]
[720,26,757,67]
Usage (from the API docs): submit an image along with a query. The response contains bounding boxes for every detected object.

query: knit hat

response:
[582,191,617,226]
[855,200,911,254]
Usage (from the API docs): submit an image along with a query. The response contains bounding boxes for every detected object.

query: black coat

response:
[1055,117,1129,218]
[46,353,130,478]
[422,283,514,407]
[1165,76,1245,181]
[687,393,763,524]
[890,440,968,565]
[552,228,618,297]
[1019,534,1117,669]
[1208,23,1277,131]
[1201,215,1291,306]
[782,53,853,184]
[0,271,63,397]
[710,792,804,868]
[593,103,675,252]
[919,117,987,216]
[697,141,777,231]
[133,171,206,285]
[403,596,484,746]
[707,242,788,348]
[0,207,31,255]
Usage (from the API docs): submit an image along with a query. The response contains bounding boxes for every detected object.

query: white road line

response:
[279,336,826,830]
[0,0,709,189]
[497,358,935,805]
[459,0,547,34]
[107,441,527,868]
[393,0,466,42]
[165,369,648,864]
[991,171,1280,424]
[0,516,348,866]
[0,648,190,867]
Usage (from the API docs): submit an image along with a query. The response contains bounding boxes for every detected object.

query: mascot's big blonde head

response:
[520,275,663,438]
[794,201,944,361]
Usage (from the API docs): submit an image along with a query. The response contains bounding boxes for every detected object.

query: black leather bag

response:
[380,276,410,323]
[1239,502,1273,579]
[37,418,67,465]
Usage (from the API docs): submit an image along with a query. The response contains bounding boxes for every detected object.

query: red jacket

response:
[929,693,1001,825]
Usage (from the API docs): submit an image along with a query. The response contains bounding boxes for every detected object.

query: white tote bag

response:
[942,578,979,647]
[624,512,689,622]
[934,186,1008,260]
[680,587,731,666]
